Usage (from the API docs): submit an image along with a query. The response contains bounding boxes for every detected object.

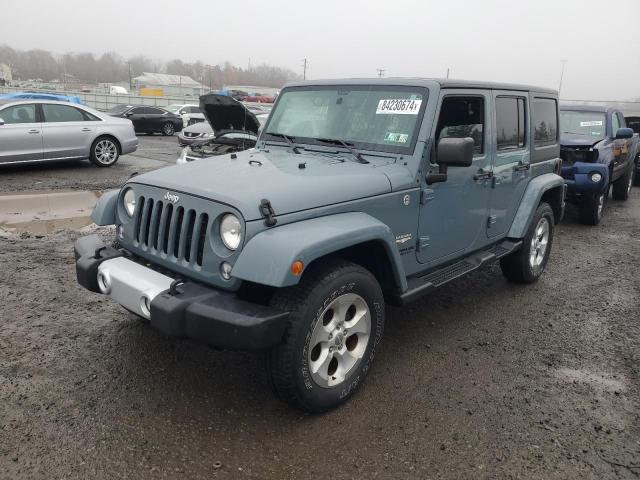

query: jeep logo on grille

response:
[164,192,179,203]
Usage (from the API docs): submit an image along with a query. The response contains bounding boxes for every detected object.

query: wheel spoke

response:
[346,308,370,335]
[309,346,332,375]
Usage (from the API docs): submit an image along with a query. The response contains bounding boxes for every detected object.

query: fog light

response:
[220,262,232,280]
[589,172,602,183]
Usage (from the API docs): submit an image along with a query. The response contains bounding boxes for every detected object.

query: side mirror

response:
[615,127,633,140]
[426,137,474,185]
[0,118,4,126]
[125,112,133,117]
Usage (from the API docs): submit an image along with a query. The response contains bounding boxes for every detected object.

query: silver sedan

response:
[0,100,138,167]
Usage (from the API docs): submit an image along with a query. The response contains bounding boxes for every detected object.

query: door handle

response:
[474,169,493,181]
[514,163,530,172]
[28,129,40,134]
[81,128,91,132]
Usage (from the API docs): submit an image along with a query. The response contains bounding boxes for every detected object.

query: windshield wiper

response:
[314,138,369,164]
[266,132,301,154]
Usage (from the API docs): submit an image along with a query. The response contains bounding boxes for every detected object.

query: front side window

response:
[436,96,485,154]
[611,112,620,135]
[533,98,558,147]
[264,85,428,154]
[0,104,36,124]
[130,107,145,115]
[560,110,606,138]
[496,96,526,151]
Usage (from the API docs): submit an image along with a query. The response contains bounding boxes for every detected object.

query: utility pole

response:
[376,68,385,78]
[446,67,450,79]
[558,60,567,94]
[302,58,308,80]
[127,62,132,91]
[205,64,213,92]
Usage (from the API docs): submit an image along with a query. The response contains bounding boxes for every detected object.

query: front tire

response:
[612,166,634,201]
[267,260,385,413]
[500,202,554,284]
[89,136,120,167]
[579,189,607,225]
[161,122,175,136]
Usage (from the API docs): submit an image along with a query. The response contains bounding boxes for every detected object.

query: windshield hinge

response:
[259,199,277,227]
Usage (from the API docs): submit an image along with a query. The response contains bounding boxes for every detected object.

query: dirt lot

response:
[1,137,639,479]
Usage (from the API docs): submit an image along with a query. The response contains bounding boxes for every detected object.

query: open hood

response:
[560,133,604,148]
[199,94,260,134]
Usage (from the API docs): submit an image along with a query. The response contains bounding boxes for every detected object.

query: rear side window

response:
[42,104,89,123]
[496,96,526,151]
[436,96,485,154]
[146,107,165,114]
[130,107,145,114]
[533,98,558,147]
[0,104,36,124]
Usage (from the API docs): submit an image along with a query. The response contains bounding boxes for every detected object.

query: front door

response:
[416,90,493,266]
[487,93,530,238]
[612,112,632,180]
[0,103,43,164]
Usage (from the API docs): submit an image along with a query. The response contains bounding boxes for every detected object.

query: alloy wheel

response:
[529,217,550,268]
[95,140,117,165]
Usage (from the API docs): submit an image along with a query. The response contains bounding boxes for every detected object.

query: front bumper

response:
[74,235,289,350]
[561,161,609,197]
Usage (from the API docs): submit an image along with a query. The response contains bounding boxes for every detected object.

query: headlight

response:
[589,172,602,183]
[220,214,242,250]
[123,188,136,216]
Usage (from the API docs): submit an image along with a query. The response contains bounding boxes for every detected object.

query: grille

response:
[133,196,209,266]
[183,132,202,138]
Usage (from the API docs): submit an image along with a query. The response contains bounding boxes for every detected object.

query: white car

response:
[164,104,204,128]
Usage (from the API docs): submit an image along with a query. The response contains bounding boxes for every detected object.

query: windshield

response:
[164,104,182,113]
[264,85,428,154]
[560,111,606,137]
[108,104,131,115]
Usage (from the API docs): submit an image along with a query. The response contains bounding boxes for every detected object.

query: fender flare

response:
[91,189,118,226]
[232,212,408,290]
[508,173,565,238]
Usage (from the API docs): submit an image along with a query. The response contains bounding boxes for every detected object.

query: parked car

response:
[109,86,128,95]
[107,104,183,136]
[74,78,565,412]
[625,115,640,182]
[559,106,639,224]
[244,95,274,103]
[0,99,138,167]
[0,91,83,104]
[164,104,205,127]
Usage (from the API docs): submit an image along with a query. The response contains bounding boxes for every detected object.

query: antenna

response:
[376,68,385,78]
[558,60,568,94]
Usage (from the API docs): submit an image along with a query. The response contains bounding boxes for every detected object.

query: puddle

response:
[0,190,101,235]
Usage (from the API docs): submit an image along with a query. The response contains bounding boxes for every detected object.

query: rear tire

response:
[89,136,120,167]
[500,202,554,284]
[161,122,175,136]
[267,260,385,413]
[612,166,634,201]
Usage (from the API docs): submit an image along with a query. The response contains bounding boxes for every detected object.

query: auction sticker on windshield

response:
[580,121,603,127]
[376,99,422,115]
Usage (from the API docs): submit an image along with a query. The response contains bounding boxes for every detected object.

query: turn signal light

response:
[291,260,304,276]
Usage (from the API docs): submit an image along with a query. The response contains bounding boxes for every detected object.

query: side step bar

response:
[396,240,522,305]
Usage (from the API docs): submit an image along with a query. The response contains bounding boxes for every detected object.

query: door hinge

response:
[417,236,430,251]
[487,215,497,228]
[420,187,435,205]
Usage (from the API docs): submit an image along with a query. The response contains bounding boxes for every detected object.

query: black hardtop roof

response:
[560,104,615,113]
[284,77,557,95]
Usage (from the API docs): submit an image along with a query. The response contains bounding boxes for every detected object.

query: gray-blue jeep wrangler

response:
[75,79,565,412]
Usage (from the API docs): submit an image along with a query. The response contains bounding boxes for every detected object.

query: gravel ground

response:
[1,139,639,479]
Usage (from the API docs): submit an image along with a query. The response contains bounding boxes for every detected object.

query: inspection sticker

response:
[384,132,409,143]
[580,121,603,127]
[376,99,422,115]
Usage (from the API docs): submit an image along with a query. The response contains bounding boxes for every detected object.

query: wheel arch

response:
[232,212,408,294]
[508,173,566,238]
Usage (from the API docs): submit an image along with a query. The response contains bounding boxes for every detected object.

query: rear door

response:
[40,103,96,159]
[487,92,530,238]
[0,103,43,163]
[145,107,166,131]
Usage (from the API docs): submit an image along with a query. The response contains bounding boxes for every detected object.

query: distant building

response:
[223,85,280,97]
[0,63,12,84]
[132,72,205,97]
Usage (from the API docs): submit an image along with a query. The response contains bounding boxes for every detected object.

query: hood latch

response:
[259,199,277,227]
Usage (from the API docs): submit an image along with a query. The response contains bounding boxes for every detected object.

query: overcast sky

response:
[3,0,639,100]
